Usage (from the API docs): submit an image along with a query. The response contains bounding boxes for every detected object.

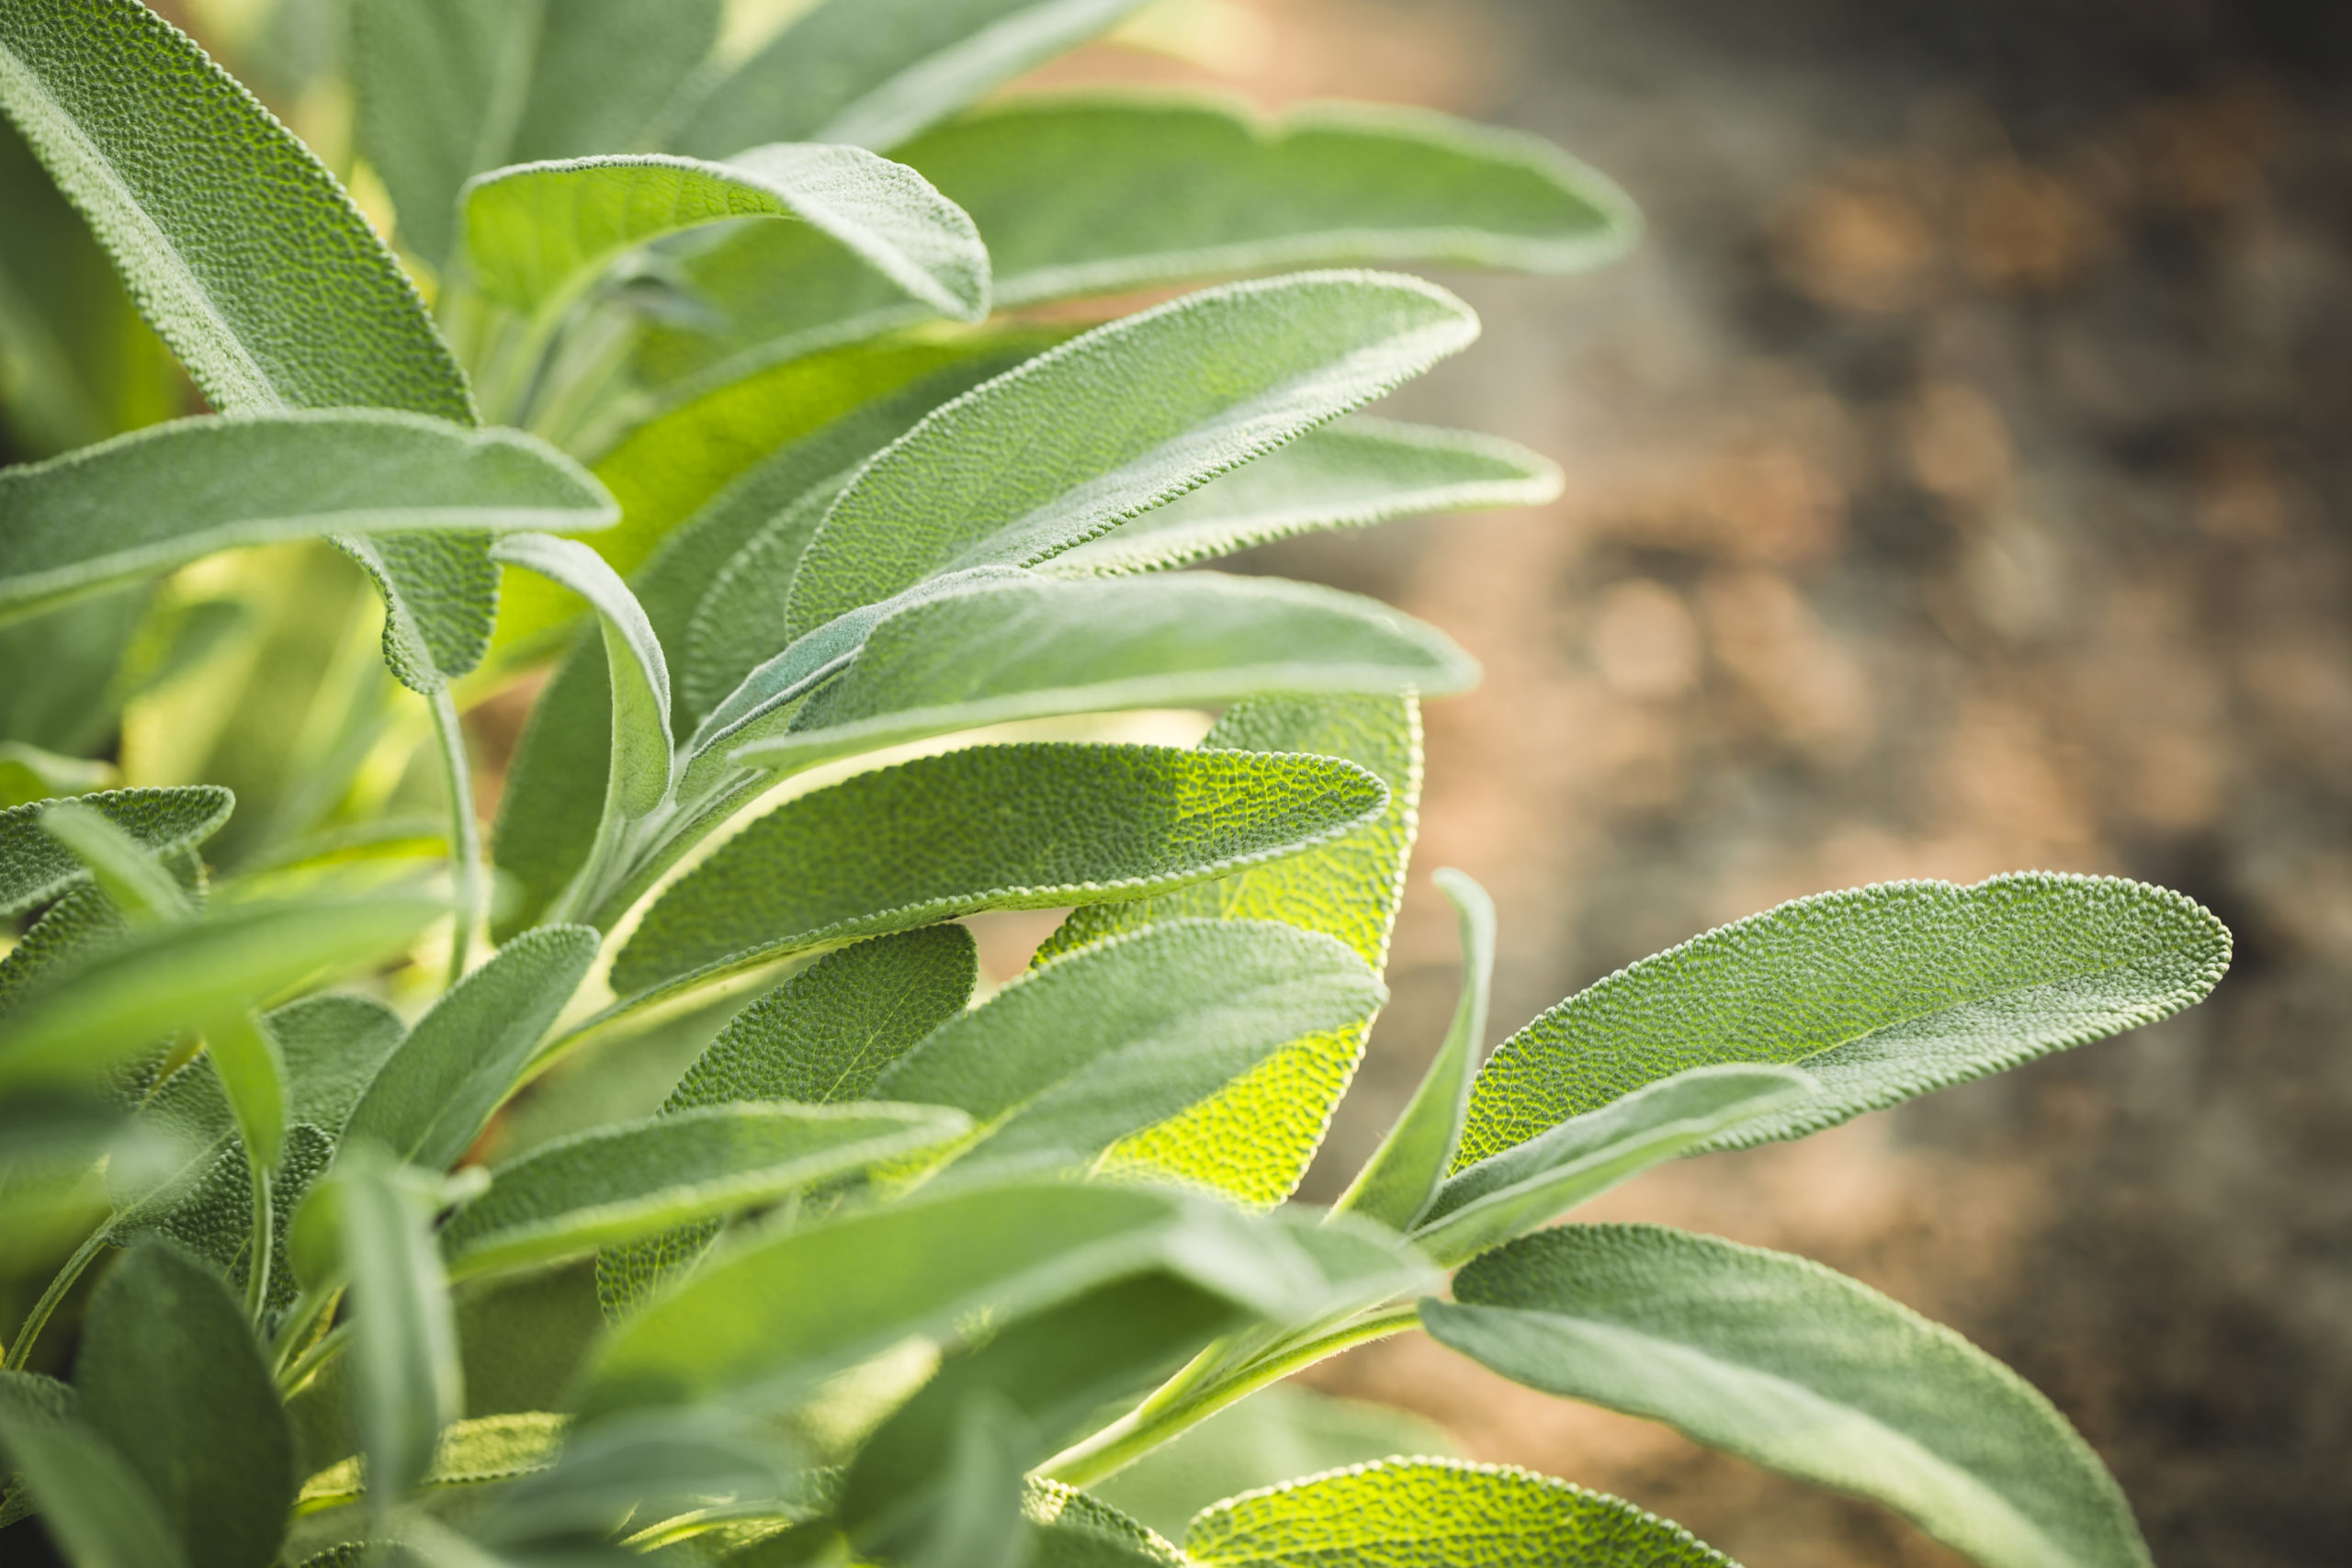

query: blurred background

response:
[9,1,2347,1562]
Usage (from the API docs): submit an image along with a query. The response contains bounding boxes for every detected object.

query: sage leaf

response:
[294,1411,568,1512]
[351,0,725,266]
[882,1393,1035,1568]
[204,1007,289,1177]
[490,534,671,820]
[1187,1456,1733,1568]
[610,742,1388,1000]
[1046,418,1560,577]
[673,0,1151,159]
[0,893,447,1090]
[1412,1065,1816,1269]
[1028,1481,1189,1568]
[578,1180,1391,1420]
[1037,694,1419,1205]
[875,919,1385,1179]
[0,1393,188,1568]
[1455,873,2234,1170]
[0,784,228,918]
[36,799,191,924]
[476,1407,799,1549]
[778,272,1479,640]
[1334,867,1495,1230]
[594,925,978,1318]
[0,412,616,623]
[75,1243,297,1568]
[718,573,1476,777]
[440,1101,971,1279]
[344,924,600,1173]
[463,146,987,325]
[1425,1224,2153,1568]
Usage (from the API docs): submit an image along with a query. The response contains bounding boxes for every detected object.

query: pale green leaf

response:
[594,925,978,1318]
[1091,1386,1462,1544]
[441,1101,970,1279]
[778,272,1479,640]
[0,1394,188,1568]
[1047,418,1561,577]
[1038,694,1419,1206]
[1028,1481,1189,1568]
[74,1243,297,1568]
[673,0,1151,159]
[204,1006,288,1176]
[610,741,1388,1000]
[1187,1456,1733,1568]
[0,893,446,1090]
[351,0,725,266]
[476,1407,800,1549]
[717,573,1475,777]
[578,1179,1394,1420]
[887,1393,1033,1568]
[0,412,615,623]
[490,534,671,820]
[0,784,228,918]
[463,145,987,325]
[296,1411,568,1512]
[344,924,600,1173]
[1455,874,2234,1170]
[36,799,191,924]
[1335,867,1494,1230]
[876,919,1385,1179]
[1426,1224,2151,1568]
[1412,1065,1816,1269]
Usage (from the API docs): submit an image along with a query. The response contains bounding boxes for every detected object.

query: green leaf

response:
[1090,1385,1463,1544]
[74,1243,297,1568]
[1186,1456,1733,1568]
[0,0,492,685]
[1411,1065,1816,1269]
[0,784,228,918]
[1426,1224,2151,1568]
[1335,867,1494,1230]
[610,741,1387,1000]
[204,1007,289,1176]
[1046,417,1560,577]
[491,534,671,822]
[1455,874,2234,1171]
[888,1393,1034,1568]
[314,1145,464,1512]
[673,0,1152,159]
[876,919,1385,1179]
[296,1411,568,1511]
[440,1101,970,1279]
[475,1407,799,1549]
[0,1392,189,1568]
[33,798,194,925]
[777,272,1479,641]
[1037,694,1419,1206]
[1028,1481,1188,1568]
[343,924,600,1173]
[463,146,988,326]
[351,0,726,267]
[0,893,446,1090]
[594,925,977,1318]
[0,412,616,624]
[714,572,1476,776]
[578,1179,1396,1420]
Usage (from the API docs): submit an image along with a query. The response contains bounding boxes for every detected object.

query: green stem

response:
[428,682,484,990]
[278,1320,352,1397]
[270,1285,341,1379]
[1041,1305,1423,1490]
[5,1229,108,1372]
[244,1160,274,1325]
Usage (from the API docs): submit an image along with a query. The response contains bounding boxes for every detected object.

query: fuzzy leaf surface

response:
[463,144,987,325]
[778,272,1477,639]
[343,925,600,1173]
[295,1411,567,1511]
[1047,418,1559,576]
[1038,695,1419,1205]
[611,742,1387,999]
[0,413,613,622]
[1426,1225,2152,1568]
[0,784,228,918]
[1187,1456,1733,1568]
[75,1243,297,1568]
[876,919,1385,1179]
[36,799,191,924]
[673,0,1150,158]
[720,573,1474,775]
[1456,874,2233,1168]
[441,1101,971,1278]
[0,1393,187,1568]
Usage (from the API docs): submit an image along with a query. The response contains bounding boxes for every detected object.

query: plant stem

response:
[278,1320,353,1397]
[4,1229,108,1372]
[270,1285,341,1379]
[245,1160,274,1325]
[428,681,484,989]
[1040,1304,1424,1489]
